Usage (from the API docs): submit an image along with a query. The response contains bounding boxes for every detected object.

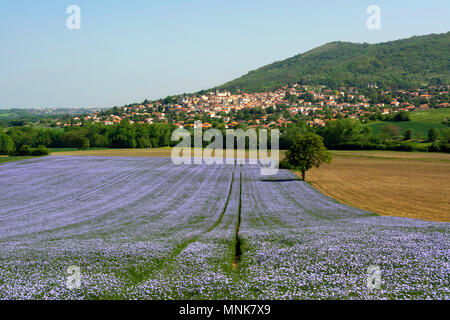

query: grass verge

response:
[0,156,37,165]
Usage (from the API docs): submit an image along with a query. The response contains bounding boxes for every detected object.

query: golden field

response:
[306,151,450,222]
[51,148,449,222]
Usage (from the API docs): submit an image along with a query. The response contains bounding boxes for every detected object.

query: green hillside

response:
[365,108,450,137]
[217,32,450,92]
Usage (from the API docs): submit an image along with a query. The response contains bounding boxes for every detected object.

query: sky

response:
[0,0,449,109]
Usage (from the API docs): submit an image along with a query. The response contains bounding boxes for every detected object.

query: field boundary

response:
[332,153,450,162]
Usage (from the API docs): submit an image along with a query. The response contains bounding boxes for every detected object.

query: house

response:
[391,100,400,107]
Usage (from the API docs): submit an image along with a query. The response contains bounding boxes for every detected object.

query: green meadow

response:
[365,108,449,137]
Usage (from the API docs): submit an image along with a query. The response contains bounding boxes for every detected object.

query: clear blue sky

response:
[0,0,449,109]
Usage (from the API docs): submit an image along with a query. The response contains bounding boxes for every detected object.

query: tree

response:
[18,145,31,156]
[109,120,136,148]
[62,130,88,148]
[381,123,401,138]
[282,133,332,181]
[394,111,411,122]
[136,136,151,148]
[78,137,90,150]
[442,128,450,143]
[428,128,439,142]
[402,128,414,140]
[280,123,309,149]
[0,134,14,155]
[320,118,366,148]
[299,92,315,103]
[35,130,52,146]
[31,145,49,156]
[381,94,392,105]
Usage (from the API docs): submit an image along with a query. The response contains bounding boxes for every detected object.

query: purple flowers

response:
[0,156,448,299]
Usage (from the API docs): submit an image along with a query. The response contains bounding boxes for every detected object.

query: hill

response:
[216,32,450,92]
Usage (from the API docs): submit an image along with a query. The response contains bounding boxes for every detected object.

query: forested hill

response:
[216,32,450,92]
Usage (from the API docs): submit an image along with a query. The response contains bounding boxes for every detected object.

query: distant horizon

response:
[0,106,109,110]
[1,0,449,109]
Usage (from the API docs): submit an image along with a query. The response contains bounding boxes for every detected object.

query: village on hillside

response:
[57,84,449,129]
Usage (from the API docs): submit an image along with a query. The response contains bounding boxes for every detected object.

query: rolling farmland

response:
[365,108,450,136]
[0,156,448,299]
[51,148,450,222]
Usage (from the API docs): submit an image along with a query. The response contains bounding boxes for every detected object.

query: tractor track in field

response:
[232,165,243,270]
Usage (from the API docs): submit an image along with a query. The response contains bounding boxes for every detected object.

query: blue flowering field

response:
[0,156,448,299]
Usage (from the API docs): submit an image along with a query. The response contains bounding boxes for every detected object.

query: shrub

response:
[394,111,411,122]
[10,144,49,156]
[428,143,441,152]
[0,134,14,155]
[402,128,414,140]
[414,144,429,152]
[438,143,450,153]
[441,128,450,143]
[392,143,415,152]
[428,128,440,142]
[18,145,32,156]
[337,142,380,150]
[31,145,50,156]
[78,137,90,150]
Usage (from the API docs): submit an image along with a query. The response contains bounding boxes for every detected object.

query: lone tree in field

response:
[283,133,332,181]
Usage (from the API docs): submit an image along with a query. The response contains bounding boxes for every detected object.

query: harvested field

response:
[307,152,450,222]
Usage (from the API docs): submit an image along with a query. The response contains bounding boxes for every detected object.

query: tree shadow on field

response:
[259,178,302,182]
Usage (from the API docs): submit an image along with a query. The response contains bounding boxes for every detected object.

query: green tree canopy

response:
[428,128,440,142]
[78,137,90,150]
[0,133,14,155]
[320,118,367,148]
[282,133,332,181]
[403,128,414,140]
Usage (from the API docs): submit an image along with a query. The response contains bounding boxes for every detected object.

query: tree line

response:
[1,117,449,156]
[279,118,450,153]
[0,120,175,156]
